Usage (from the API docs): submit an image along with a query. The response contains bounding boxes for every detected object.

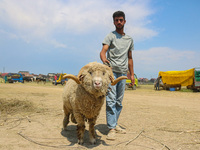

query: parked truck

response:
[7,73,24,83]
[187,67,200,91]
[158,68,200,91]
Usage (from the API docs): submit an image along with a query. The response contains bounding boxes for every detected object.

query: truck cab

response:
[193,67,200,91]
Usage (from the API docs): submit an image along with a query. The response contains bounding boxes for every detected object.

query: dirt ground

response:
[0,82,200,150]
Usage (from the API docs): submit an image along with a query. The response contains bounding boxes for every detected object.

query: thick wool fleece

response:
[62,62,114,144]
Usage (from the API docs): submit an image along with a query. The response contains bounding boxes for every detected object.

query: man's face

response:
[113,16,126,30]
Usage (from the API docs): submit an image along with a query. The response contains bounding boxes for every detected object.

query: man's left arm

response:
[128,50,135,85]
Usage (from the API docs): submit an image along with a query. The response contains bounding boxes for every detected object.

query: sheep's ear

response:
[78,74,85,82]
[77,64,91,82]
[106,67,115,83]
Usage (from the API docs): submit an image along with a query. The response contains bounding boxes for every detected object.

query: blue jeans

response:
[106,72,126,129]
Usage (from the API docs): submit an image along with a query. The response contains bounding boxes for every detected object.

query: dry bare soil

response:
[0,83,200,150]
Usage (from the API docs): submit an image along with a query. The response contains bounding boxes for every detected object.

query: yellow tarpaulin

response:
[159,68,194,86]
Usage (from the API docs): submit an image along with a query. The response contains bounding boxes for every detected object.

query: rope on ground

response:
[17,131,86,149]
[142,134,170,150]
[114,129,171,150]
[114,129,144,147]
[125,129,144,146]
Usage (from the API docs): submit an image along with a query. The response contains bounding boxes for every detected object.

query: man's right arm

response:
[100,44,110,64]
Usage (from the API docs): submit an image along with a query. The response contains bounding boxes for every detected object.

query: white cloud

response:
[133,47,200,78]
[127,26,158,41]
[0,0,157,46]
[0,29,18,39]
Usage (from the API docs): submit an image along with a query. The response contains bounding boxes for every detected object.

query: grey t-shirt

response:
[103,31,134,74]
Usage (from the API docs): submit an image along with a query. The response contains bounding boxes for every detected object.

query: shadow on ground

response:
[61,124,112,148]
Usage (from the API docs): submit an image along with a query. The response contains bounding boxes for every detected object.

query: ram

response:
[62,62,127,144]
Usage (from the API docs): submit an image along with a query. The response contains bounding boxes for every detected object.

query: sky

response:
[0,0,200,79]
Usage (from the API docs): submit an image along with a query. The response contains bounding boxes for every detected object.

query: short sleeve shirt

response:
[103,31,134,74]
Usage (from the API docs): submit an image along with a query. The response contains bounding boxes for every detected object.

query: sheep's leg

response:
[88,118,96,144]
[75,113,85,144]
[77,123,85,144]
[63,106,70,130]
[71,113,77,124]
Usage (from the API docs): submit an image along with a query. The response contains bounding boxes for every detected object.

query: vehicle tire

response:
[193,89,198,92]
[125,84,128,90]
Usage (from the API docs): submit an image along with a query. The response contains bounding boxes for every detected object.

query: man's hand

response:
[130,75,135,85]
[103,60,111,67]
[103,59,110,64]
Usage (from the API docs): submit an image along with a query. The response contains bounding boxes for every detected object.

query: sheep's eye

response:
[89,71,92,75]
[103,72,105,76]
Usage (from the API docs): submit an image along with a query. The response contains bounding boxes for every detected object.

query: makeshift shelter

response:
[159,68,194,87]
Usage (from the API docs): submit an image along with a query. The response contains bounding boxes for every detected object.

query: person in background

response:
[4,75,7,83]
[155,76,162,90]
[54,74,57,85]
[100,11,135,140]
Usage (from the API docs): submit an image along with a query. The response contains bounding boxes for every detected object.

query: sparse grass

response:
[0,98,42,114]
[137,84,154,89]
[179,88,193,92]
[30,93,48,97]
[136,84,197,93]
[23,81,65,87]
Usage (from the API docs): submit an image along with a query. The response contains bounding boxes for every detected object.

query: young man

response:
[100,11,135,140]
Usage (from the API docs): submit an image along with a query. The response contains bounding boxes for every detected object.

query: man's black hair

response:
[113,11,125,20]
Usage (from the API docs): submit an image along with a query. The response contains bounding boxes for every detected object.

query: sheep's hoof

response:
[90,138,96,145]
[78,139,84,145]
[63,127,68,131]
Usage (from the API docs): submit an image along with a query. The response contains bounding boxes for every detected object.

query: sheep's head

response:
[63,62,127,95]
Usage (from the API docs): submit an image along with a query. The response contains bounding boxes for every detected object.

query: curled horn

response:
[63,74,80,84]
[111,76,128,86]
[106,65,127,86]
